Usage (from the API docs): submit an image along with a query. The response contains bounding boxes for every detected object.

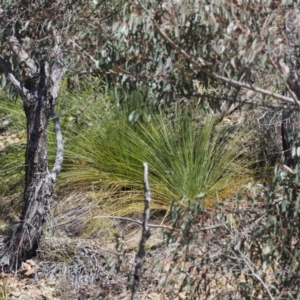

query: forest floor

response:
[0,224,192,300]
[0,191,267,300]
[0,107,278,299]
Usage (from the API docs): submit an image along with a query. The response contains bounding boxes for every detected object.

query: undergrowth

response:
[2,81,300,298]
[61,105,255,215]
[0,80,257,239]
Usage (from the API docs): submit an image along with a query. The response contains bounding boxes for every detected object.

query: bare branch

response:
[49,30,64,104]
[50,109,64,182]
[93,215,224,232]
[185,92,300,110]
[8,36,38,78]
[50,61,64,102]
[131,163,152,300]
[74,42,98,65]
[0,55,29,97]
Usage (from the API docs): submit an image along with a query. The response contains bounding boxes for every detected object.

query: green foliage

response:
[158,128,300,299]
[1,1,300,297]
[0,277,8,300]
[61,100,255,215]
[0,1,122,80]
[2,1,299,110]
[246,131,300,298]
[99,0,300,108]
[0,79,256,216]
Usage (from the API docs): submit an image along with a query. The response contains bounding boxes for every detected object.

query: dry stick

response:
[131,163,151,300]
[93,215,223,233]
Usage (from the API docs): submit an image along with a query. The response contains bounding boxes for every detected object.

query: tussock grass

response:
[61,104,255,215]
[0,96,26,199]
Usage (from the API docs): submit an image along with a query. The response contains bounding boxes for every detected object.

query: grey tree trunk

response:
[0,35,64,270]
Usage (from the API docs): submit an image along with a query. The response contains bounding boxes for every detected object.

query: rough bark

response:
[278,61,300,166]
[0,34,64,270]
[281,105,300,167]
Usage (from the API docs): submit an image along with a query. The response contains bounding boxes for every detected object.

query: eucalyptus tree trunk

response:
[0,35,64,270]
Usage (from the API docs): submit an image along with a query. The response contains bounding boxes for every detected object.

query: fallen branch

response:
[93,215,224,233]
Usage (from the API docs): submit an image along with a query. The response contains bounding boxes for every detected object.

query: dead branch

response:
[131,163,152,300]
[93,215,224,233]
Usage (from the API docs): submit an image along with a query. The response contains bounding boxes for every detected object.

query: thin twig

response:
[131,163,151,300]
[74,42,98,64]
[153,20,294,104]
[179,92,300,110]
[93,215,224,233]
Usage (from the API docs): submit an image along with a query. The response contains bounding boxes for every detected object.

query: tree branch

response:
[130,5,298,106]
[153,20,295,104]
[0,55,29,97]
[7,36,38,78]
[189,92,300,110]
[93,215,224,233]
[49,29,64,104]
[50,109,64,182]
